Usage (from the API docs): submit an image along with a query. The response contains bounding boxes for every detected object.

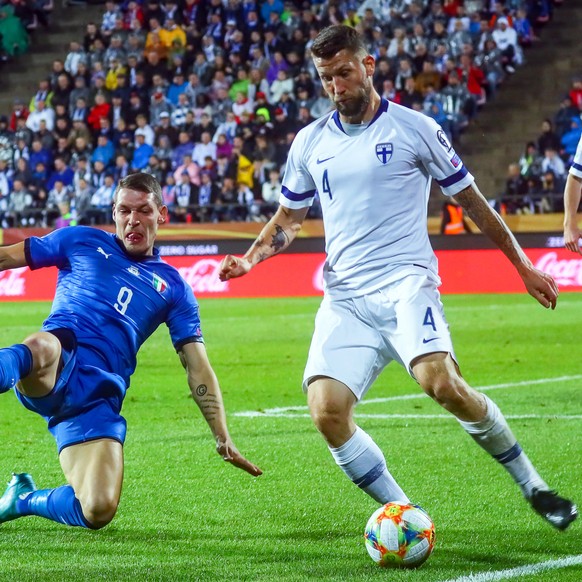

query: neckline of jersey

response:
[332,97,390,135]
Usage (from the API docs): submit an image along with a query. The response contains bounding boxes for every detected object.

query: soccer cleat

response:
[529,489,578,530]
[0,473,36,524]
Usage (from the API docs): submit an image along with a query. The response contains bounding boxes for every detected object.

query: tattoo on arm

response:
[270,224,289,253]
[252,224,290,263]
[199,395,220,421]
[195,384,207,397]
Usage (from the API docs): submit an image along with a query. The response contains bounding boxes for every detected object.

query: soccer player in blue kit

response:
[0,172,262,530]
[220,25,577,530]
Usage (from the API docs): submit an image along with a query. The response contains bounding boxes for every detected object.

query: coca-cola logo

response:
[0,267,27,296]
[178,259,229,293]
[535,252,582,286]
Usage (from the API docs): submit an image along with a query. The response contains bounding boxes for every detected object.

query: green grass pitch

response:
[0,294,580,581]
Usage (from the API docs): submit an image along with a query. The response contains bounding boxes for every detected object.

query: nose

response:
[129,211,140,225]
[332,77,346,96]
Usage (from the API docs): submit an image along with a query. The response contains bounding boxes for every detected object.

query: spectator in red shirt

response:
[87,92,111,134]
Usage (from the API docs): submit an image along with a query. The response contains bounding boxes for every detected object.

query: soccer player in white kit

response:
[220,25,577,530]
[563,134,582,253]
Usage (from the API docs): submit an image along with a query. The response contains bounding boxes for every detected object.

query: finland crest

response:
[153,273,168,293]
[376,142,393,164]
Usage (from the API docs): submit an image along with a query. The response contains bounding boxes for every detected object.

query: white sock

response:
[329,426,409,504]
[458,395,547,497]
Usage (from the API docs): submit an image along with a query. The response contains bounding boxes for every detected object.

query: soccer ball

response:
[364,502,435,568]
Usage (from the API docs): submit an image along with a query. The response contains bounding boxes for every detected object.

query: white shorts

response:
[303,274,456,400]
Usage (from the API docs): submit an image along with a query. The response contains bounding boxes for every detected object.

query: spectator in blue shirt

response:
[46,157,75,192]
[131,131,154,171]
[29,138,53,173]
[91,134,116,168]
[167,71,189,106]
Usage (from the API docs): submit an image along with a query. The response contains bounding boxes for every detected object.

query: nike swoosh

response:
[316,156,335,164]
[422,337,440,344]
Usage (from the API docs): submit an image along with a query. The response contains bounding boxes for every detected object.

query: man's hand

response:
[219,255,252,281]
[216,438,263,476]
[521,266,559,309]
[564,224,582,255]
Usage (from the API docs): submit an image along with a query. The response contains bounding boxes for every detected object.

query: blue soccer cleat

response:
[0,473,36,524]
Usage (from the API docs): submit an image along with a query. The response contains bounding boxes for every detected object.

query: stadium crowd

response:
[0,0,556,227]
[498,74,582,215]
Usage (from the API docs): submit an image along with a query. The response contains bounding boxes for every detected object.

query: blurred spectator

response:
[561,117,582,162]
[91,134,115,168]
[173,153,200,186]
[513,7,535,47]
[192,131,217,167]
[64,41,88,77]
[535,118,561,160]
[474,39,504,98]
[193,171,219,222]
[491,17,519,74]
[26,99,55,132]
[29,138,52,173]
[87,92,111,134]
[171,171,195,222]
[540,147,566,182]
[568,77,582,111]
[518,142,542,180]
[172,131,194,169]
[440,197,472,234]
[400,77,424,109]
[440,70,471,139]
[0,2,30,57]
[260,166,281,220]
[131,131,154,170]
[554,96,580,137]
[3,179,33,227]
[9,98,29,132]
[500,162,530,214]
[87,173,116,224]
[73,177,94,225]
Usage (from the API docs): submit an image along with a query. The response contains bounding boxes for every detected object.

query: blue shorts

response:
[14,328,128,453]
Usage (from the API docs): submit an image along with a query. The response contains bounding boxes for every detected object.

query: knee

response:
[80,492,119,529]
[309,395,350,438]
[419,372,468,409]
[22,332,60,371]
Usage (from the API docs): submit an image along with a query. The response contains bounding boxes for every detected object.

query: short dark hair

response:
[114,172,163,207]
[310,25,368,60]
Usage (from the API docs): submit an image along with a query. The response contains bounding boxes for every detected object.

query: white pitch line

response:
[234,375,582,417]
[234,412,582,420]
[440,554,582,582]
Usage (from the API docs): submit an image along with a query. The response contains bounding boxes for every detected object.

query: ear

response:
[363,55,375,77]
[158,205,168,224]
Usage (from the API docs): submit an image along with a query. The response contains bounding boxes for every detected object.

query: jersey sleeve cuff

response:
[174,336,205,352]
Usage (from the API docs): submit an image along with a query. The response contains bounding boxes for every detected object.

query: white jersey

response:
[280,98,475,298]
[569,134,582,179]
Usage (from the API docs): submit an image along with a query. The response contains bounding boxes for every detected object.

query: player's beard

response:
[334,85,371,121]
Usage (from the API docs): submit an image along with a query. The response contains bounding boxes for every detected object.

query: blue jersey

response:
[24,227,202,385]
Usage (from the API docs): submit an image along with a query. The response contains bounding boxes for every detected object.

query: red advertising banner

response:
[2,248,582,301]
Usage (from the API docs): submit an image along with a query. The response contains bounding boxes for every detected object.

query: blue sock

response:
[16,485,94,528]
[0,344,33,393]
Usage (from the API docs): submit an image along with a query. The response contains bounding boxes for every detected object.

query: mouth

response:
[126,232,144,244]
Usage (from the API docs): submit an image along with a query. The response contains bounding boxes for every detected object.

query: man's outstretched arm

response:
[219,205,309,281]
[178,341,262,477]
[0,242,27,272]
[454,184,559,309]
